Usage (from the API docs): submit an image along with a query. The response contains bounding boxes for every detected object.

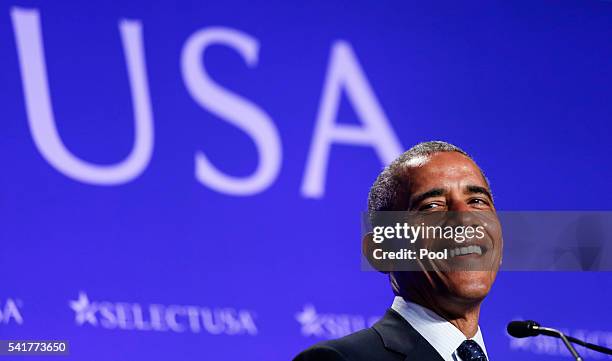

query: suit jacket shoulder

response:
[293,308,445,361]
[293,327,396,361]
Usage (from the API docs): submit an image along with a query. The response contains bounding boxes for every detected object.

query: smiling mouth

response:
[448,245,485,258]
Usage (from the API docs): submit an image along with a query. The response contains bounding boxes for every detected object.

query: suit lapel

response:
[373,308,446,361]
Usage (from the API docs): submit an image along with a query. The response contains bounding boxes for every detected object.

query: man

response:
[294,141,502,361]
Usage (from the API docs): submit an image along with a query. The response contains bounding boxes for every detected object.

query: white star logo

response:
[69,291,98,326]
[295,304,322,337]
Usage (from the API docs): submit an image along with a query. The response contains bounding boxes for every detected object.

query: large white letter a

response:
[301,41,403,198]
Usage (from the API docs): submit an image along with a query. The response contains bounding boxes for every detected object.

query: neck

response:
[402,294,482,338]
[444,304,481,338]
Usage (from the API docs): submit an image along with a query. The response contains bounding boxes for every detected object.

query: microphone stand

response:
[535,325,583,361]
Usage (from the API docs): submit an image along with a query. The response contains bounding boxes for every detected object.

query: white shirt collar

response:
[391,296,488,361]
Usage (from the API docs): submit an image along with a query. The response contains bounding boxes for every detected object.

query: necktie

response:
[457,340,488,361]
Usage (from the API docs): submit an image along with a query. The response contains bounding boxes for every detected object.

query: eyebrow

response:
[465,185,493,201]
[410,188,446,207]
[409,185,493,207]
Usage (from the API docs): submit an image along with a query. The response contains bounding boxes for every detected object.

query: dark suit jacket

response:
[293,308,445,361]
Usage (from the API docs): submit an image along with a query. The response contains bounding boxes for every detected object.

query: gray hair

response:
[367,141,490,221]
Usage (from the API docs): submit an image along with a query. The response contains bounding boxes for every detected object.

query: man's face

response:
[393,151,502,313]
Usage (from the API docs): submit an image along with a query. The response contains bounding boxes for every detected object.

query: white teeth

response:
[448,245,483,258]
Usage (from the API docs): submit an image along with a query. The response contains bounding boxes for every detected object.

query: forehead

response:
[401,152,488,191]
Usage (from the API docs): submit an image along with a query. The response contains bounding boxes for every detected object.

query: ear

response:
[362,232,389,274]
[499,236,504,267]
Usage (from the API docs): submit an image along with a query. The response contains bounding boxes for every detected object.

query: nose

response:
[448,198,471,212]
[446,199,478,227]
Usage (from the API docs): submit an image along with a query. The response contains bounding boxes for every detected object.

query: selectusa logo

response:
[295,304,378,339]
[68,291,257,335]
[0,298,24,325]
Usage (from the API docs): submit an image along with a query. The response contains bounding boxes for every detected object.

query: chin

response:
[444,271,495,302]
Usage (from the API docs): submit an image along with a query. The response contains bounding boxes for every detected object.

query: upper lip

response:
[431,239,490,255]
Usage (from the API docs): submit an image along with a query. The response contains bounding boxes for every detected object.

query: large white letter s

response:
[181,27,282,196]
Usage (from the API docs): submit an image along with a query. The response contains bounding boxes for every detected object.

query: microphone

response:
[507,320,540,338]
[507,320,582,361]
[507,320,612,361]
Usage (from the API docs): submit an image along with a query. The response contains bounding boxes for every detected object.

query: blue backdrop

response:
[1,1,611,360]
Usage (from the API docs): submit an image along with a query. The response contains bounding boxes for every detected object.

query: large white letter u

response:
[11,7,154,185]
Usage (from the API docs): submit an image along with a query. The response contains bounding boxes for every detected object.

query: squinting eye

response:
[470,198,489,206]
[420,203,443,211]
